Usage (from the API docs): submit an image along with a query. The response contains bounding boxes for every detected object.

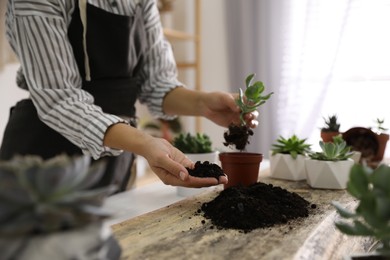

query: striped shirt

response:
[5,0,182,159]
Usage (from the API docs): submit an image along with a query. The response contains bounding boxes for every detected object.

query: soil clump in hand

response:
[223,124,253,150]
[200,182,311,232]
[186,161,225,181]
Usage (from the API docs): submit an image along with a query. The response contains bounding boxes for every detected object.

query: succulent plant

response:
[332,163,390,257]
[321,114,340,132]
[309,135,353,161]
[0,155,116,237]
[271,135,312,159]
[172,132,213,154]
[373,118,388,134]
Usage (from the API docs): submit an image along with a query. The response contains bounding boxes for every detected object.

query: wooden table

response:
[111,170,374,260]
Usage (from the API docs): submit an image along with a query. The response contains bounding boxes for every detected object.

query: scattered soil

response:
[223,124,253,150]
[186,161,225,181]
[200,182,312,233]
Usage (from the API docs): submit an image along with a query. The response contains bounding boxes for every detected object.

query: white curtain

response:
[0,0,16,71]
[225,0,390,156]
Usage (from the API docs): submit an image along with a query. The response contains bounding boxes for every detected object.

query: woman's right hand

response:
[142,137,227,187]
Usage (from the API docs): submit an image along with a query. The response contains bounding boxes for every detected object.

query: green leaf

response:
[245,73,255,88]
[332,201,357,218]
[371,164,390,195]
[347,164,369,199]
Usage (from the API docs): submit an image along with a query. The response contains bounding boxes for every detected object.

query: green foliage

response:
[0,155,116,237]
[332,164,390,256]
[172,132,213,153]
[236,73,273,125]
[271,135,312,159]
[321,114,340,132]
[309,135,353,161]
[373,118,388,134]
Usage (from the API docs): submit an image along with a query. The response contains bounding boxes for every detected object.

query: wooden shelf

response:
[163,28,199,41]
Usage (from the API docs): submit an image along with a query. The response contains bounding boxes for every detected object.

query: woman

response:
[0,0,258,192]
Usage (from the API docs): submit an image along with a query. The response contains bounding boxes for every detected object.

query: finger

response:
[182,176,219,188]
[161,153,190,181]
[244,110,259,121]
[218,175,228,184]
[248,119,259,128]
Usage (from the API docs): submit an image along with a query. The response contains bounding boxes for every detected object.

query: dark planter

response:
[342,127,389,167]
[219,152,263,189]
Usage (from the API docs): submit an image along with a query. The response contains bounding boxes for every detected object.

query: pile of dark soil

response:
[200,182,312,232]
[223,124,253,150]
[186,161,225,181]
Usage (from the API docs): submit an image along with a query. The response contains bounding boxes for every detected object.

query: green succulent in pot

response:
[308,135,353,161]
[332,163,390,257]
[271,135,312,159]
[172,132,213,154]
[0,155,121,260]
[321,114,341,133]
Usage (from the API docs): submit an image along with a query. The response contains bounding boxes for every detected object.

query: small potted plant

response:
[220,73,273,189]
[305,135,355,189]
[332,163,390,259]
[343,118,389,168]
[269,135,312,181]
[172,132,219,196]
[321,114,341,143]
[0,155,121,260]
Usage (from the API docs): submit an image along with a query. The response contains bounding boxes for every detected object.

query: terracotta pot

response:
[320,131,340,143]
[374,133,389,162]
[219,152,263,189]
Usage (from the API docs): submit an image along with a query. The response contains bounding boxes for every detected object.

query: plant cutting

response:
[0,155,121,260]
[269,135,312,181]
[172,132,222,196]
[332,163,390,259]
[305,135,354,189]
[220,73,273,189]
[320,114,341,143]
[223,73,273,151]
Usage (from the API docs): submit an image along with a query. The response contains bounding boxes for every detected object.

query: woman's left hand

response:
[200,91,259,128]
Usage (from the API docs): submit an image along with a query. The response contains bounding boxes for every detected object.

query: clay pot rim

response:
[219,152,263,164]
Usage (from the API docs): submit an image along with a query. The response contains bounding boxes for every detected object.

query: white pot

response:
[305,158,354,189]
[269,151,307,181]
[177,151,219,197]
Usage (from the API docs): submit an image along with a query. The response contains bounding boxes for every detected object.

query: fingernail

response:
[180,171,186,181]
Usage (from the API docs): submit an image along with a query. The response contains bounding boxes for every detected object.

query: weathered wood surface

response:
[112,170,373,260]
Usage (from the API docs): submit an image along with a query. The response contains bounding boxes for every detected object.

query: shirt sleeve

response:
[7,0,125,159]
[137,0,184,120]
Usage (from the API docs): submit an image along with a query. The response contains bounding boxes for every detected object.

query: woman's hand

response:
[142,137,228,187]
[200,91,259,128]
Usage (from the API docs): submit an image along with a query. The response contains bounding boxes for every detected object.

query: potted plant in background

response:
[342,118,389,169]
[305,135,355,189]
[220,73,273,189]
[172,132,219,196]
[321,114,341,143]
[0,155,121,260]
[332,163,390,259]
[269,135,312,181]
[371,118,389,163]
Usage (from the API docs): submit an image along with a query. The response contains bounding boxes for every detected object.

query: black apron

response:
[0,2,147,193]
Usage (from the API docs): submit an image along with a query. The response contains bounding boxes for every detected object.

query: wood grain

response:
[112,170,374,260]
